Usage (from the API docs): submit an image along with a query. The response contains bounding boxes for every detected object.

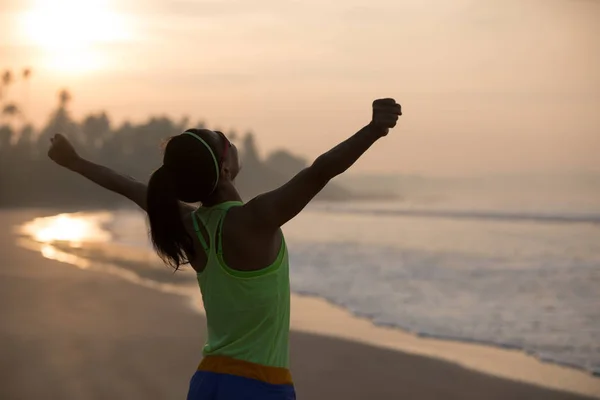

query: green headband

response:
[182,131,220,192]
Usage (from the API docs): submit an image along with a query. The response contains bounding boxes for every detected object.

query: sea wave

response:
[312,205,600,225]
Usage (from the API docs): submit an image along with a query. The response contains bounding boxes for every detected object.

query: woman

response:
[47,98,401,399]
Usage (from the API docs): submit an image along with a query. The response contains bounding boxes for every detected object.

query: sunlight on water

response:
[16,234,201,313]
[40,244,91,269]
[20,212,113,245]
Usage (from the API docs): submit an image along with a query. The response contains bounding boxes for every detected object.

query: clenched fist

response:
[370,98,402,137]
[48,133,80,169]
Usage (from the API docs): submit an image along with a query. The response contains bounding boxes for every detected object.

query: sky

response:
[1,0,599,176]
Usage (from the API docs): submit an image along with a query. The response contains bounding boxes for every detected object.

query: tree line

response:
[0,71,352,208]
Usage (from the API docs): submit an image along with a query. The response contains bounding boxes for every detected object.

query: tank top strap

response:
[216,209,227,256]
[192,201,244,256]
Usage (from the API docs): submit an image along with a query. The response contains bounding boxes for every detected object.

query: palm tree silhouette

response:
[0,69,13,101]
[59,89,72,108]
[21,68,32,120]
[1,103,22,126]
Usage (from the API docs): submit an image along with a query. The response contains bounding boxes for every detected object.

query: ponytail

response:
[147,165,194,270]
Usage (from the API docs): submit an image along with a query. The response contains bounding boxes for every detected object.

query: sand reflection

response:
[16,212,201,311]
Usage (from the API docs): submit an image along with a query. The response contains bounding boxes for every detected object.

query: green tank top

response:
[192,201,291,369]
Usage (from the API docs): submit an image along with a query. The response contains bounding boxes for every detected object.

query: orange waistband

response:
[198,355,293,385]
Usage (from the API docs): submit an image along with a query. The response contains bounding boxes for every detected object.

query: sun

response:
[20,0,130,74]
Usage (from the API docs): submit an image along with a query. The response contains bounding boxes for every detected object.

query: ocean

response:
[19,174,600,375]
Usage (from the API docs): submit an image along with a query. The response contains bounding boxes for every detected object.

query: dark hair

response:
[146,129,222,270]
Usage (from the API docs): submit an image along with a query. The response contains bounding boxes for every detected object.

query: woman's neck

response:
[201,182,243,207]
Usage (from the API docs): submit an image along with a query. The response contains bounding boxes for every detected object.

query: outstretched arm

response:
[48,134,149,211]
[244,98,401,232]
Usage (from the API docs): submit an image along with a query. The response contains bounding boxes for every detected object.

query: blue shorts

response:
[187,370,296,400]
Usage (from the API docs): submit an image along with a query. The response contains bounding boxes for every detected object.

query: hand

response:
[370,98,402,137]
[48,133,81,170]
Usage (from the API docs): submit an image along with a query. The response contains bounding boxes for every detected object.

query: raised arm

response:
[244,98,401,232]
[48,133,149,211]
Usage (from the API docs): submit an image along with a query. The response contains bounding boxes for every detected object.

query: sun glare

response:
[20,0,130,74]
[20,213,113,245]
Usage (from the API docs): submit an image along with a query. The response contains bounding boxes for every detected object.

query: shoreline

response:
[287,294,600,398]
[9,208,600,398]
[179,289,600,398]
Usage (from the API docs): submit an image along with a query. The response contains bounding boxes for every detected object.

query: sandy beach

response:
[1,209,599,400]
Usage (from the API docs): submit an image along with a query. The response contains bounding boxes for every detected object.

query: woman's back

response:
[190,201,291,376]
